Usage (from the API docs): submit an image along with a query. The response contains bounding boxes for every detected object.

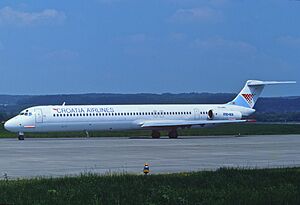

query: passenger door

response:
[194,108,200,120]
[35,109,43,123]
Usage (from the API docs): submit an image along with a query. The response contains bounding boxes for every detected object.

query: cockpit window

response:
[19,111,32,116]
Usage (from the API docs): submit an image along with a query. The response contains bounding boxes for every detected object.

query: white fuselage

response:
[4,104,255,133]
[5,79,294,136]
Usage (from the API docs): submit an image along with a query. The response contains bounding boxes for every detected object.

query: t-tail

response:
[227,80,296,109]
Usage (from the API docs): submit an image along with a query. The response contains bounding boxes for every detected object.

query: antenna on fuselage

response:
[62,102,66,106]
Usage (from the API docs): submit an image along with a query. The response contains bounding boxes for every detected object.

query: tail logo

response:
[242,94,254,106]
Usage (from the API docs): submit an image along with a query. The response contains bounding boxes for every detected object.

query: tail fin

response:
[227,80,296,108]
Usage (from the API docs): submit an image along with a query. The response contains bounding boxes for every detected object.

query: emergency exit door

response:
[35,109,43,123]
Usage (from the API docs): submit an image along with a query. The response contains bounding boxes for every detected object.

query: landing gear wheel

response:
[168,129,178,139]
[18,132,25,140]
[151,130,161,139]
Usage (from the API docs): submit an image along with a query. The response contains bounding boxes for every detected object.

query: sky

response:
[0,0,299,96]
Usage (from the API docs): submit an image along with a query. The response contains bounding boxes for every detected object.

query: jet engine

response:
[208,109,242,120]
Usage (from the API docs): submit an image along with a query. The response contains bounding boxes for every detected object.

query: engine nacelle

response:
[208,109,242,120]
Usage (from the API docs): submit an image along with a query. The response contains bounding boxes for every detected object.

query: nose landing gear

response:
[18,132,25,140]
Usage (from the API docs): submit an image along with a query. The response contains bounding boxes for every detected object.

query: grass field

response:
[0,168,300,205]
[0,123,300,138]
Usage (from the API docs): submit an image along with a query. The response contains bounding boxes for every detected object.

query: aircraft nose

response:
[4,119,17,132]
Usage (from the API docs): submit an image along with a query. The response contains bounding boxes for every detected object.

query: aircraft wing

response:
[140,119,249,129]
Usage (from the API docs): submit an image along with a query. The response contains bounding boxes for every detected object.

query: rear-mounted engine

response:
[208,109,242,120]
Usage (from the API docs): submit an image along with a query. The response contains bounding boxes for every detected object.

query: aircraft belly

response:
[33,121,138,132]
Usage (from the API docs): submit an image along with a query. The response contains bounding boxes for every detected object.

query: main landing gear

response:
[151,130,161,139]
[168,129,178,139]
[151,129,178,139]
[18,132,25,140]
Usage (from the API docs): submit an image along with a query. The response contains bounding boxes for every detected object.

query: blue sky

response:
[0,0,299,96]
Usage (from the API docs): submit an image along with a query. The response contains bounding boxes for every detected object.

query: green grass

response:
[0,168,300,205]
[1,123,300,138]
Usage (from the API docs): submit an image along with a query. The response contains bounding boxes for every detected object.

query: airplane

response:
[4,80,296,140]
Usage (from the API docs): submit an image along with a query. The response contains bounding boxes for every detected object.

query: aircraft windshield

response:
[19,110,32,116]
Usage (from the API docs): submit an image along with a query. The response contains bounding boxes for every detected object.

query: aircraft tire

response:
[168,129,178,139]
[18,135,25,140]
[151,130,161,139]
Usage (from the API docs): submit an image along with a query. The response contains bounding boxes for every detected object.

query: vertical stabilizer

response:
[227,80,296,108]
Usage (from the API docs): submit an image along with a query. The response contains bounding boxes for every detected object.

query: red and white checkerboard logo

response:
[242,94,254,105]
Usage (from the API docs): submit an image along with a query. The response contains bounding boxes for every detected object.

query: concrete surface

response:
[0,135,300,178]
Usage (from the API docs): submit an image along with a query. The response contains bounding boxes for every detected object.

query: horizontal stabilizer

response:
[247,80,296,86]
